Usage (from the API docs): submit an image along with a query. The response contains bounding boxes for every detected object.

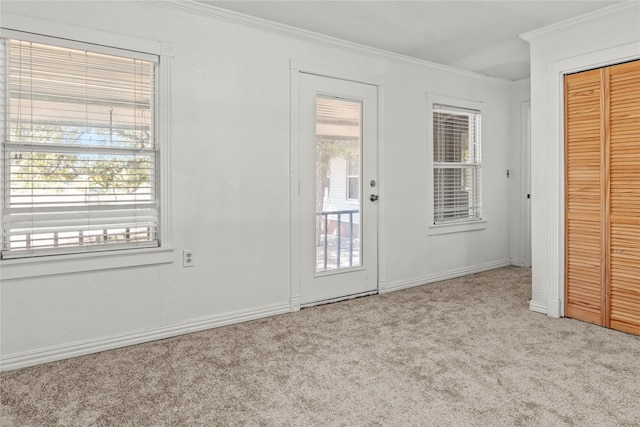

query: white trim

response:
[0,247,174,280]
[428,220,487,236]
[0,28,158,62]
[144,0,509,85]
[519,101,532,268]
[379,259,512,294]
[543,42,640,317]
[511,257,526,267]
[158,45,173,249]
[520,1,640,42]
[547,43,640,76]
[289,59,301,313]
[426,92,484,110]
[376,85,387,287]
[547,297,562,318]
[0,302,291,372]
[290,296,301,312]
[0,13,172,57]
[529,299,547,315]
[540,66,563,319]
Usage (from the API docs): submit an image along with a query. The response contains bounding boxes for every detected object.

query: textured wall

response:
[1,0,519,368]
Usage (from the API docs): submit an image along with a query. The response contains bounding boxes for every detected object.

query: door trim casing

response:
[519,101,532,268]
[289,58,385,311]
[534,42,640,318]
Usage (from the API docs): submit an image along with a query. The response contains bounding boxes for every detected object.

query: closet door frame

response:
[565,60,640,335]
[544,43,639,318]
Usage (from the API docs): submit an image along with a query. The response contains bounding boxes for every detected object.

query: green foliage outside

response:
[10,125,152,195]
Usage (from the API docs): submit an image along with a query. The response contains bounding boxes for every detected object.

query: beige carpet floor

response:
[1,266,639,426]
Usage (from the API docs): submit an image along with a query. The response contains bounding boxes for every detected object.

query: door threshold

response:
[301,290,378,309]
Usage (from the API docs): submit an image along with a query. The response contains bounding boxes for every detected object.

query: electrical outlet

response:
[183,250,195,267]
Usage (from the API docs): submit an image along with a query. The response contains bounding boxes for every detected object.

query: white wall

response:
[379,62,514,290]
[0,0,522,370]
[523,2,640,316]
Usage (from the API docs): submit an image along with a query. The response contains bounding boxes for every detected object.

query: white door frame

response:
[520,101,532,268]
[535,42,640,317]
[289,58,385,311]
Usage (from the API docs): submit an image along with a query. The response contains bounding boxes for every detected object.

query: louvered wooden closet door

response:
[565,69,606,325]
[608,60,640,335]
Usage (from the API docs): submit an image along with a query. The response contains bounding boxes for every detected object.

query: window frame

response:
[426,93,486,235]
[346,153,360,202]
[0,20,174,279]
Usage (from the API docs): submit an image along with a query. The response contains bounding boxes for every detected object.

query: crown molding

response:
[141,0,510,84]
[520,0,640,42]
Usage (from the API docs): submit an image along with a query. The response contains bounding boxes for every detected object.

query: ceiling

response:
[198,0,622,80]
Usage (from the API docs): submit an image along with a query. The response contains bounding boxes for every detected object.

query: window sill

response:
[428,220,487,236]
[0,247,174,280]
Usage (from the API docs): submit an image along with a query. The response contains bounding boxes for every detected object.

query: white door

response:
[298,73,378,305]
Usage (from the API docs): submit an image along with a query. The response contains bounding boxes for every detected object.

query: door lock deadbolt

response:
[370,180,376,187]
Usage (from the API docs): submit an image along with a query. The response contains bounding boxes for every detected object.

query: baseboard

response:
[1,302,291,372]
[510,257,531,268]
[290,296,301,312]
[529,299,547,314]
[546,297,562,318]
[379,259,512,294]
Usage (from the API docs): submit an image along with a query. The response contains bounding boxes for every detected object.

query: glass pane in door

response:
[315,96,362,272]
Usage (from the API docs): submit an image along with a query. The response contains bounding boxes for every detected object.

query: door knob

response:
[370,194,379,202]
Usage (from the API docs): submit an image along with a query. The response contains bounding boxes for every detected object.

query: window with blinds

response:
[1,38,159,259]
[433,104,482,224]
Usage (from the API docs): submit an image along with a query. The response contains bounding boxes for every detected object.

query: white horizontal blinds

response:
[433,104,482,224]
[1,38,159,258]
